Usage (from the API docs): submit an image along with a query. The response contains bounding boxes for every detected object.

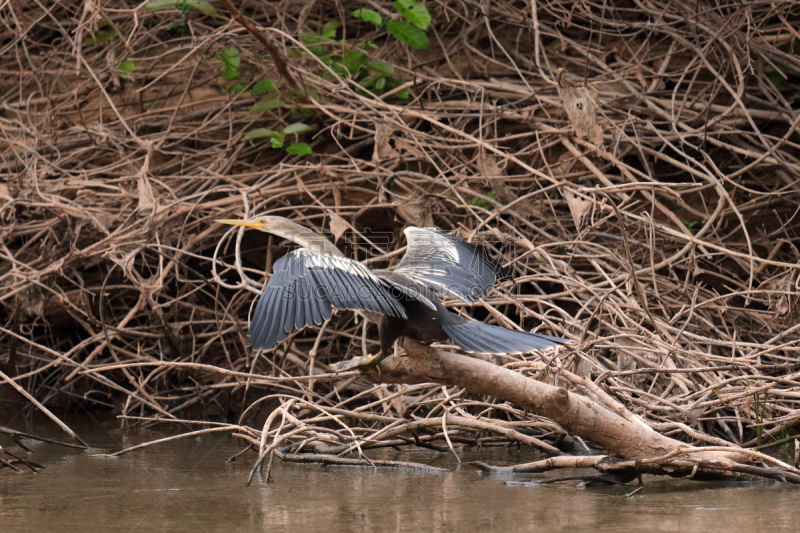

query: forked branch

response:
[358,340,800,483]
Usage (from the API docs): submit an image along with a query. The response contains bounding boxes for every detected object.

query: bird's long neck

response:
[268,218,344,257]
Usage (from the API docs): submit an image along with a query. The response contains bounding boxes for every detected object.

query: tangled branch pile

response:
[2,0,800,477]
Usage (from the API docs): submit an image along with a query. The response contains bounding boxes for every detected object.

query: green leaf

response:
[364,60,395,76]
[287,108,312,119]
[300,32,333,45]
[165,21,189,34]
[359,75,377,89]
[328,63,347,76]
[243,128,281,141]
[145,0,176,12]
[397,88,410,99]
[219,69,240,80]
[220,47,240,70]
[466,191,497,210]
[352,8,383,26]
[229,82,247,93]
[358,40,380,51]
[184,0,219,16]
[394,0,431,30]
[343,51,366,73]
[283,122,312,134]
[146,0,219,16]
[308,45,328,57]
[322,20,341,38]
[286,142,313,155]
[219,47,241,79]
[270,138,284,148]
[249,97,285,114]
[82,30,116,46]
[386,20,428,50]
[118,59,135,79]
[251,79,277,95]
[682,219,699,229]
[768,65,788,87]
[374,77,386,91]
[303,86,320,101]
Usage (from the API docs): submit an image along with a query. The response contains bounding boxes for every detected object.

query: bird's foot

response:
[331,353,381,373]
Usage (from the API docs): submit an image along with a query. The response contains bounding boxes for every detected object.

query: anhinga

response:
[217,216,569,370]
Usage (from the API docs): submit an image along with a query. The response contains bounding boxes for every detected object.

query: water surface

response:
[1,421,798,532]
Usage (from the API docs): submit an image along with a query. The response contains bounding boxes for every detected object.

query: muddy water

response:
[1,422,799,532]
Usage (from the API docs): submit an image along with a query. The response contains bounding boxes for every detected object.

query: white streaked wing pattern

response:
[393,228,506,303]
[247,249,406,351]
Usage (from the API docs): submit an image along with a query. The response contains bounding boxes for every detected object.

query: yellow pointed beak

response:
[216,219,265,229]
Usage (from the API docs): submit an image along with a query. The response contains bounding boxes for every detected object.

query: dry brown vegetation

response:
[2,0,800,482]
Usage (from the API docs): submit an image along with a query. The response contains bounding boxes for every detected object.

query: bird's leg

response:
[331,316,401,373]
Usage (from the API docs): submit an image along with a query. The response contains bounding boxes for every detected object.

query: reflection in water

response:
[0,424,797,532]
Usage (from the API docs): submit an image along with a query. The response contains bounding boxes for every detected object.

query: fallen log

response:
[353,340,800,482]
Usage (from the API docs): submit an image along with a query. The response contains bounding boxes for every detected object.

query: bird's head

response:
[216,216,281,232]
[216,215,343,256]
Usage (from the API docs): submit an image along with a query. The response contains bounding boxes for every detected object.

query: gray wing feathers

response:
[247,249,406,351]
[294,280,306,331]
[394,227,506,304]
[250,283,279,348]
[442,320,569,355]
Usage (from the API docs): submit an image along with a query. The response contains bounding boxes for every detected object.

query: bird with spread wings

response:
[217,216,569,370]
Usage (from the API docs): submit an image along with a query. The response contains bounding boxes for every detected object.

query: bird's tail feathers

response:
[442,320,569,355]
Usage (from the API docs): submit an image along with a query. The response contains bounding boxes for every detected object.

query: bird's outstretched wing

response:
[247,249,406,351]
[393,227,506,304]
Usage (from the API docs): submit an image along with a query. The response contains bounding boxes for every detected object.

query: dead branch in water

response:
[356,340,800,482]
[365,341,719,459]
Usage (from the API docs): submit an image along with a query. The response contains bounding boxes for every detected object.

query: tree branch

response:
[218,0,302,91]
[361,340,749,464]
